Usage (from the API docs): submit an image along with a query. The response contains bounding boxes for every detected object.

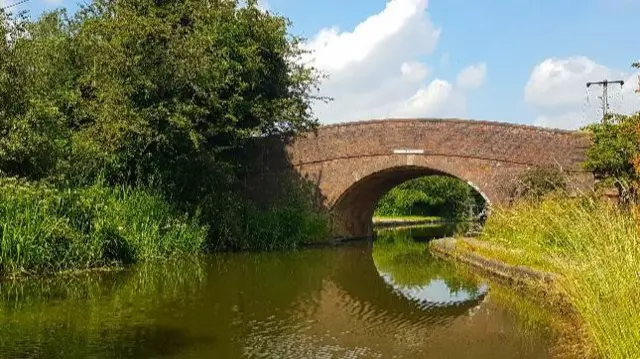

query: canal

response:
[0,226,568,358]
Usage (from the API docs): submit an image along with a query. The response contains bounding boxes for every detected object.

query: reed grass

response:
[479,195,640,358]
[0,178,208,277]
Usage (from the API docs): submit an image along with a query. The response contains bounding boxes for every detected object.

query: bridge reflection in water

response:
[0,226,562,359]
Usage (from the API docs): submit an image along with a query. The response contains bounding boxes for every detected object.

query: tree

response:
[375,176,485,219]
[581,61,640,203]
[0,10,74,179]
[0,0,324,190]
[0,0,329,249]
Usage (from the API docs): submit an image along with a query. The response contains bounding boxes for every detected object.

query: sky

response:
[4,0,640,129]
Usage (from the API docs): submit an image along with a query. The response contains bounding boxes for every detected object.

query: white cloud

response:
[302,0,485,123]
[400,61,431,82]
[533,112,583,130]
[393,79,466,117]
[456,63,487,90]
[526,56,640,130]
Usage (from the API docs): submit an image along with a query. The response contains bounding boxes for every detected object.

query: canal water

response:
[0,226,566,359]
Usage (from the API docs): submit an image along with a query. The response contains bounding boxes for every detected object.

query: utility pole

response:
[586,79,625,123]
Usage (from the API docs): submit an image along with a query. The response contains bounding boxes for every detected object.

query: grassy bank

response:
[0,178,209,277]
[372,215,443,223]
[0,177,331,278]
[473,196,640,358]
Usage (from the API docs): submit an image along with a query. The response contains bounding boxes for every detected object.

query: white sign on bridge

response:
[393,149,425,154]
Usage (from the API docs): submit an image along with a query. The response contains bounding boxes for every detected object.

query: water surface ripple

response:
[0,226,561,358]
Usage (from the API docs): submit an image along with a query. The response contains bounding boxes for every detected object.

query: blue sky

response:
[7,0,640,129]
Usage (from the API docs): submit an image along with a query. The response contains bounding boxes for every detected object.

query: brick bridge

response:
[255,119,593,239]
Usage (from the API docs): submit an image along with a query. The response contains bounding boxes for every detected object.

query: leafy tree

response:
[375,176,485,219]
[0,10,74,179]
[580,61,640,202]
[584,113,640,202]
[0,0,329,250]
[1,0,323,183]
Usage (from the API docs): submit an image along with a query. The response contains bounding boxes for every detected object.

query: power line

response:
[1,0,30,11]
[586,79,625,123]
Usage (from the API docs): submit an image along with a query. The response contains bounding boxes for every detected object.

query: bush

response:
[509,167,567,203]
[1,0,330,258]
[207,179,330,251]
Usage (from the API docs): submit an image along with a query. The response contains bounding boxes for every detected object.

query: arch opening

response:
[330,166,489,239]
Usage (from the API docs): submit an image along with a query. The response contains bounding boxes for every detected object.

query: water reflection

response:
[373,225,488,307]
[0,228,565,359]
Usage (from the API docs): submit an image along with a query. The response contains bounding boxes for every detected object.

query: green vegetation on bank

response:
[0,178,208,276]
[372,215,442,223]
[0,0,330,276]
[469,78,640,358]
[479,197,640,358]
[374,176,485,219]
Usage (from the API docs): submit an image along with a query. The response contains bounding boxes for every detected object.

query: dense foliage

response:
[0,178,208,275]
[374,176,485,219]
[0,0,330,274]
[583,113,640,202]
[1,1,321,184]
[509,167,568,202]
[581,61,640,203]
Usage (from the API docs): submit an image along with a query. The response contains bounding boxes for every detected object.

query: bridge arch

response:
[257,119,594,238]
[330,164,490,238]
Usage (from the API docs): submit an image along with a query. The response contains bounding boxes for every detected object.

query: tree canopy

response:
[375,176,486,219]
[0,0,329,250]
[582,61,640,202]
[1,0,322,189]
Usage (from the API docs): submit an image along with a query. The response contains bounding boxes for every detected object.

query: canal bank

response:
[429,236,592,358]
[429,237,580,313]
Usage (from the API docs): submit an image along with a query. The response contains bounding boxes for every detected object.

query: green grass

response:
[477,196,640,359]
[372,215,443,223]
[0,178,208,277]
[231,203,331,251]
[0,176,331,275]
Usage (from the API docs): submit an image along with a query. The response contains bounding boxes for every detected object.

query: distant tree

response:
[375,176,485,219]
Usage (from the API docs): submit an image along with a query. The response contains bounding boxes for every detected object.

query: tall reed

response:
[0,178,208,277]
[481,196,640,358]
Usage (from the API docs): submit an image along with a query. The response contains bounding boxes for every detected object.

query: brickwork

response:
[261,119,594,238]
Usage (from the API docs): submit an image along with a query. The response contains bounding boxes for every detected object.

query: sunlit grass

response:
[0,178,208,277]
[372,215,443,223]
[477,196,640,359]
